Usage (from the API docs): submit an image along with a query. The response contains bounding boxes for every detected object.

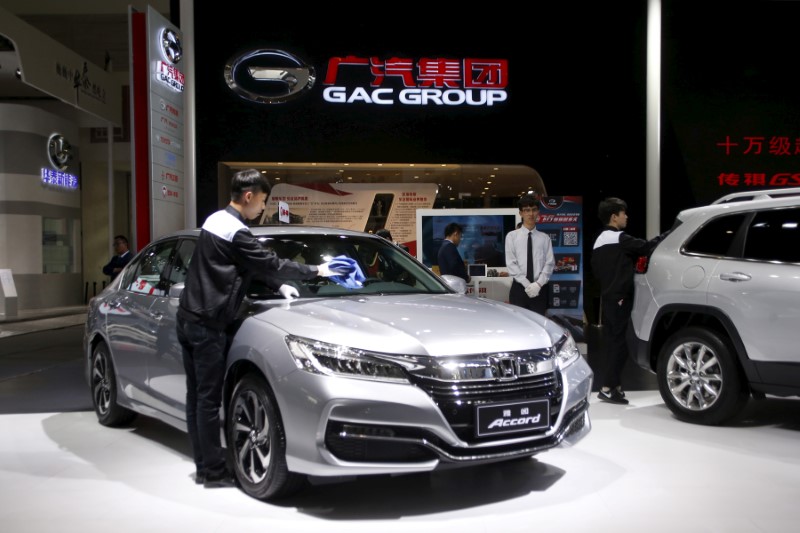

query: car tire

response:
[657,326,749,425]
[90,341,136,427]
[226,374,307,501]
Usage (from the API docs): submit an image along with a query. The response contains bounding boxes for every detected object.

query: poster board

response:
[537,196,584,321]
[262,183,437,256]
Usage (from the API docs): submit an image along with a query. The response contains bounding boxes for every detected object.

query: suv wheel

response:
[657,327,749,425]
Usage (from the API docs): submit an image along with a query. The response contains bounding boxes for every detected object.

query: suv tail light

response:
[635,255,649,274]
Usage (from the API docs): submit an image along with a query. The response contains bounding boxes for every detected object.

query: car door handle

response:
[719,272,752,282]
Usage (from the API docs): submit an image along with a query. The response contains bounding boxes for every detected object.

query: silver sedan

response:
[84,225,593,501]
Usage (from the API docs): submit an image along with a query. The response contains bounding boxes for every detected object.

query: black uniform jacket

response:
[178,205,318,331]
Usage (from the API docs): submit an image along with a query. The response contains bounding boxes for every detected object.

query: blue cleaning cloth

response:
[327,256,365,289]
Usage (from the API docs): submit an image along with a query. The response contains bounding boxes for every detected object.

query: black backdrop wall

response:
[191,5,648,240]
[191,1,800,256]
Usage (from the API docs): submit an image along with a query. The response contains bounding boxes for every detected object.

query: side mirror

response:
[441,275,467,294]
[168,282,185,299]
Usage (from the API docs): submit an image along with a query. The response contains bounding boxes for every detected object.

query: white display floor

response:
[1,391,798,533]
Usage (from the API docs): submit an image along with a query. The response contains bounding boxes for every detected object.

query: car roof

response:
[677,188,800,223]
[159,225,374,240]
[249,225,373,237]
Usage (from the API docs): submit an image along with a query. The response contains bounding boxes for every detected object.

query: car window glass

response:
[169,238,196,285]
[683,213,747,257]
[743,207,800,263]
[120,253,142,290]
[126,240,176,296]
[247,234,443,299]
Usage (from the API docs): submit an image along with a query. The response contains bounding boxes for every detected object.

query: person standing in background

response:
[505,195,554,314]
[437,222,470,282]
[591,197,663,405]
[102,235,132,281]
[375,228,409,253]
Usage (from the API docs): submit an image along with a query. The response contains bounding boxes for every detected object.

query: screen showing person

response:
[419,213,517,268]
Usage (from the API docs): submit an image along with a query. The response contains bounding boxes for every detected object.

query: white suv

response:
[630,188,800,425]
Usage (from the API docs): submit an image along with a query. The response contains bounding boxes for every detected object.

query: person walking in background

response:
[505,195,554,314]
[437,222,469,282]
[591,197,662,405]
[176,168,355,489]
[102,235,132,281]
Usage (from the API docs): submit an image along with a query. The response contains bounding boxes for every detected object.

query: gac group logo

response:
[161,28,182,64]
[47,133,72,171]
[224,49,316,104]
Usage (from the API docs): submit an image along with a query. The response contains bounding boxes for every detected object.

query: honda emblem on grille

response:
[489,355,519,381]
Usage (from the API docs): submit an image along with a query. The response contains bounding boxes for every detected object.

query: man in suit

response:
[437,222,470,282]
[102,235,132,281]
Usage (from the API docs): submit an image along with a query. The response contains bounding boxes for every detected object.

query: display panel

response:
[468,264,488,277]
[416,209,520,270]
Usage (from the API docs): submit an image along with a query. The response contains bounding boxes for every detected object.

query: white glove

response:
[525,282,541,298]
[278,284,299,300]
[316,262,333,277]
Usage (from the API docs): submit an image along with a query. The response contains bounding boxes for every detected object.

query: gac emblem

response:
[161,28,182,64]
[48,134,73,171]
[224,49,315,104]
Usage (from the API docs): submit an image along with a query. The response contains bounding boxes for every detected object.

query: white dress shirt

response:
[504,226,555,288]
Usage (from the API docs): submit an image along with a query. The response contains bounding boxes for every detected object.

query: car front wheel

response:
[90,341,136,427]
[657,326,748,425]
[226,374,307,500]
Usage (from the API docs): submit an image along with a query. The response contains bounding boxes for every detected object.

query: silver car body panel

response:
[227,297,593,476]
[85,225,593,479]
[631,195,800,364]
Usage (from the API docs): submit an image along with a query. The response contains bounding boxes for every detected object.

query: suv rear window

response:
[744,207,800,263]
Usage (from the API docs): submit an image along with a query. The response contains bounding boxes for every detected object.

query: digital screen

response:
[418,211,519,269]
[468,264,488,277]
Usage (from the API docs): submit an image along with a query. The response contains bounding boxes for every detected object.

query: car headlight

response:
[285,335,410,383]
[554,331,581,370]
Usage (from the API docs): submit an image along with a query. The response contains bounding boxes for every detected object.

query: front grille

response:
[322,350,571,465]
[409,371,562,443]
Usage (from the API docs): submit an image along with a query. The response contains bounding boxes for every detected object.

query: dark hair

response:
[113,235,128,246]
[444,222,463,238]
[598,197,628,224]
[230,168,270,201]
[517,194,540,211]
[375,228,392,240]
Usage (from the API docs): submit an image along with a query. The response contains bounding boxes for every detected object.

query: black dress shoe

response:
[203,473,236,489]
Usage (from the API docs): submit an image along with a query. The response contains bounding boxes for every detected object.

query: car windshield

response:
[247,233,451,299]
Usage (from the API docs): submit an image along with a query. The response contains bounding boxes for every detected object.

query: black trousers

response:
[176,316,229,478]
[508,280,548,315]
[600,295,633,389]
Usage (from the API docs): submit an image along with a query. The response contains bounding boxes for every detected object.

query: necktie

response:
[526,232,534,282]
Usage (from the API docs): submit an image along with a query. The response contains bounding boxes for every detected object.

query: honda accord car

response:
[84,225,593,501]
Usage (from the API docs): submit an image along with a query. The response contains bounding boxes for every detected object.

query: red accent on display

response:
[131,12,151,252]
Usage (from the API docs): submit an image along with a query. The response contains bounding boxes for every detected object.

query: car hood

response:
[248,293,556,357]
